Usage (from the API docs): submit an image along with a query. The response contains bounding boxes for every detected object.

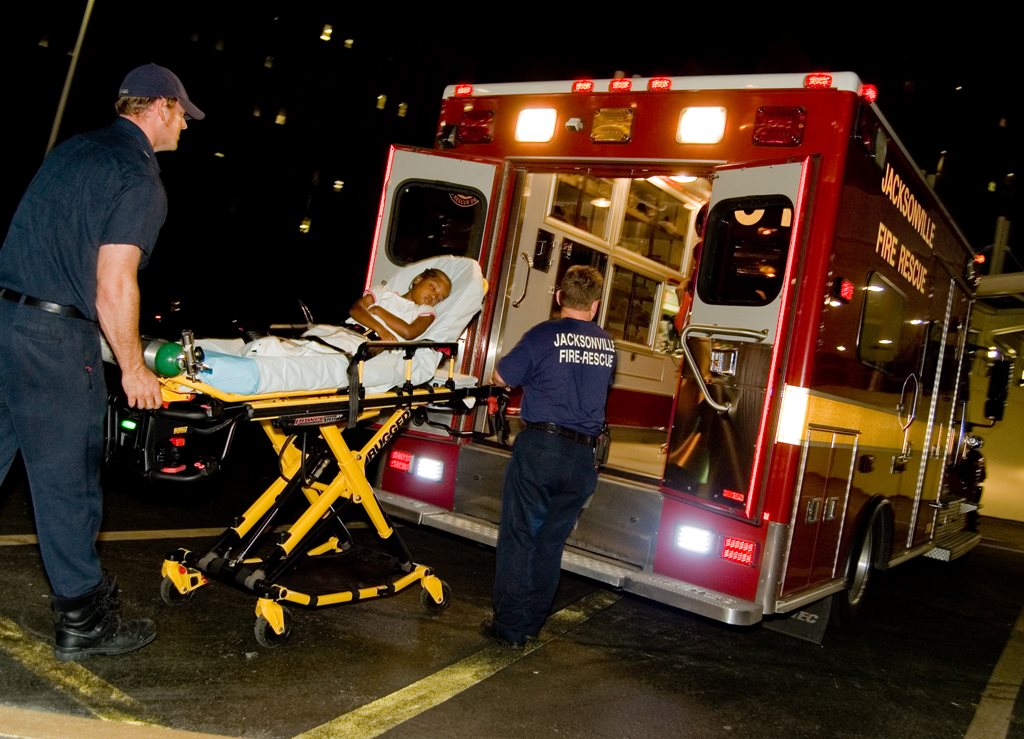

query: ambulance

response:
[364,71,1003,625]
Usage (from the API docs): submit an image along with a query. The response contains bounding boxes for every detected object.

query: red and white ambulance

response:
[357,71,999,625]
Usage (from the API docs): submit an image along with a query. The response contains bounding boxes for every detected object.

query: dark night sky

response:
[4,5,1020,333]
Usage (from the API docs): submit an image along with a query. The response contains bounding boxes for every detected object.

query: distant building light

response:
[275,109,287,126]
[397,102,408,118]
[988,181,997,192]
[333,180,344,192]
[299,217,312,234]
[253,106,261,118]
[215,38,225,52]
[38,36,49,48]
[376,95,387,110]
[320,24,333,42]
[344,39,354,49]
[214,152,225,159]
[264,56,274,69]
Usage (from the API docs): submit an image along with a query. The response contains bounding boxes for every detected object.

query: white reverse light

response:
[675,525,714,554]
[415,457,445,482]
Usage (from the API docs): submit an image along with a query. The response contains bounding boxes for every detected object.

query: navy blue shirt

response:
[498,317,616,436]
[0,118,166,320]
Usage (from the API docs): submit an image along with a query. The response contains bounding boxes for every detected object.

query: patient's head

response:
[405,268,452,307]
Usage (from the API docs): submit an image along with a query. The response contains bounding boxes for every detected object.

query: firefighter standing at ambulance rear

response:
[482,265,616,647]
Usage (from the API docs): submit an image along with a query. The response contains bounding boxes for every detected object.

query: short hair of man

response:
[115,96,172,117]
[559,266,604,309]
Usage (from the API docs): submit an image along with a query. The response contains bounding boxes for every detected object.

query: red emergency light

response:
[458,109,494,144]
[572,79,595,93]
[609,78,632,92]
[648,77,672,92]
[753,106,806,146]
[860,84,879,103]
[804,72,833,89]
[454,83,474,97]
[388,449,413,473]
[832,277,855,304]
[721,537,757,567]
[974,253,986,264]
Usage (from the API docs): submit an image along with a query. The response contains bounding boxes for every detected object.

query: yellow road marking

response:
[297,590,622,738]
[0,615,156,725]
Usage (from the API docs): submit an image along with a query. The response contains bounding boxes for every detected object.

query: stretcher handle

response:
[156,402,223,422]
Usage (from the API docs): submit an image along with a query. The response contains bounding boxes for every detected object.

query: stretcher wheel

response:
[159,576,196,607]
[420,581,452,612]
[254,607,293,648]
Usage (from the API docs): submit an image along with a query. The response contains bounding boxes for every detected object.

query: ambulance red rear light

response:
[804,72,833,89]
[753,106,806,146]
[721,537,758,567]
[609,78,632,92]
[389,449,413,473]
[458,109,494,144]
[860,84,879,103]
[648,77,672,92]
[454,83,474,97]
[572,79,595,94]
[169,436,186,448]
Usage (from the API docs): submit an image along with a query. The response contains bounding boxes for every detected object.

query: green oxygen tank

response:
[143,339,185,377]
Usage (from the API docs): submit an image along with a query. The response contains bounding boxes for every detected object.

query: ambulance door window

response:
[550,174,613,239]
[858,272,906,373]
[386,180,487,264]
[605,267,658,345]
[698,197,792,306]
[547,237,609,320]
[621,178,693,270]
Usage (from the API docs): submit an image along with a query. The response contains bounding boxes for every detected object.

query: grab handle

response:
[679,324,769,414]
[511,252,532,307]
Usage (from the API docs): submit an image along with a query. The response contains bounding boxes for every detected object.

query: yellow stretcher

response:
[150,336,499,647]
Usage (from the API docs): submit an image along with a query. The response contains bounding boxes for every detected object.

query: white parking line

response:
[0,528,226,547]
[296,590,623,738]
[965,604,1024,739]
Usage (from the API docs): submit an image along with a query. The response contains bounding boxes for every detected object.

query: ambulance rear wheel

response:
[254,608,293,648]
[421,581,452,612]
[159,577,196,607]
[831,521,877,628]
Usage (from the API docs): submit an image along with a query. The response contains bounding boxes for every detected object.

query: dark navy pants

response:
[0,299,106,599]
[492,427,597,643]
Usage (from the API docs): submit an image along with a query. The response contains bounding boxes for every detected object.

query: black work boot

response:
[52,574,156,661]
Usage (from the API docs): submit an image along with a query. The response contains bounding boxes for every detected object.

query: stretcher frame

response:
[152,338,499,647]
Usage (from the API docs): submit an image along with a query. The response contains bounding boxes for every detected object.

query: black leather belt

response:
[526,421,597,448]
[0,287,91,321]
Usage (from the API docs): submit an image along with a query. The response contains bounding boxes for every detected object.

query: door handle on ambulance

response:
[680,325,769,414]
[511,252,532,307]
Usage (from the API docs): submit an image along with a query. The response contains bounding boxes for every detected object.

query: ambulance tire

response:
[831,506,886,628]
[254,608,293,648]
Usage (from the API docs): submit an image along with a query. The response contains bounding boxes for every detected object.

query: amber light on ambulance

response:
[776,385,809,446]
[515,109,557,142]
[677,107,727,144]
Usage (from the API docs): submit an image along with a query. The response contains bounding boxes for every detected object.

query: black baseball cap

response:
[118,63,205,120]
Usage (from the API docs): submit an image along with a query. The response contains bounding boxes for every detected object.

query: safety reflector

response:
[608,78,632,92]
[389,449,413,473]
[454,83,474,97]
[804,72,833,89]
[721,537,757,566]
[753,106,806,146]
[591,107,634,143]
[458,109,495,144]
[860,84,878,103]
[648,77,672,92]
[572,79,595,93]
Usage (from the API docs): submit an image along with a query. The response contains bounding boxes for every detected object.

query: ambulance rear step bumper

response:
[923,531,981,562]
[377,490,762,627]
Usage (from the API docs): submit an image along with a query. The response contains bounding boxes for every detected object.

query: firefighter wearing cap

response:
[0,63,204,660]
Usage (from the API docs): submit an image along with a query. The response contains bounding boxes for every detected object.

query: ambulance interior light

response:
[677,107,727,144]
[675,525,714,554]
[515,108,557,142]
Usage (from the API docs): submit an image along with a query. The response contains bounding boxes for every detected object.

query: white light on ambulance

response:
[776,385,809,446]
[515,109,557,142]
[675,525,714,554]
[677,107,726,144]
[670,175,697,183]
[415,457,445,482]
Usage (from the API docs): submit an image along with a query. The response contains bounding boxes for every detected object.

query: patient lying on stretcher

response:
[191,256,484,396]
